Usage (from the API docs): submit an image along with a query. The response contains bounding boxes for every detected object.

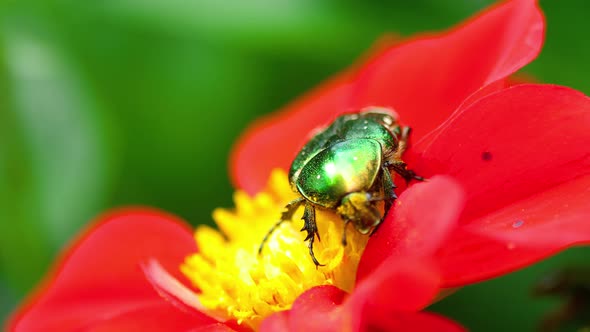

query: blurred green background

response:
[1,0,589,330]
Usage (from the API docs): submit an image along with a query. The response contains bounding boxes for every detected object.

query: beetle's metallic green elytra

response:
[295,138,382,209]
[259,107,421,266]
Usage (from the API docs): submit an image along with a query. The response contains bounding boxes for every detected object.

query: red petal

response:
[369,312,466,332]
[350,259,458,331]
[266,259,461,332]
[230,72,353,194]
[81,305,222,332]
[352,0,544,142]
[467,174,590,246]
[192,323,241,332]
[259,311,290,332]
[7,208,216,331]
[412,84,590,286]
[415,84,590,219]
[349,258,440,315]
[284,285,347,332]
[357,176,465,283]
[435,229,556,287]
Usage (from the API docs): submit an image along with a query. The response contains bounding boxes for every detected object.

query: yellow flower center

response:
[180,169,369,329]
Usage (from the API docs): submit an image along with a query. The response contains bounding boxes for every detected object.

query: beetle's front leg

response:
[341,219,351,246]
[301,202,324,267]
[369,165,398,237]
[258,197,305,255]
[381,164,397,214]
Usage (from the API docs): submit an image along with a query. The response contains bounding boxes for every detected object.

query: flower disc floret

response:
[181,170,368,329]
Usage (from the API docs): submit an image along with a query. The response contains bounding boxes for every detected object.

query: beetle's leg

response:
[389,160,424,184]
[389,126,424,183]
[258,197,305,255]
[369,165,398,237]
[341,219,351,246]
[381,164,397,214]
[301,202,324,267]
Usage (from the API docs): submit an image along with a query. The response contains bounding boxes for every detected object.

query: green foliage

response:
[0,0,588,329]
[0,7,112,292]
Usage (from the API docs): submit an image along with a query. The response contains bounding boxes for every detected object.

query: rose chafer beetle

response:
[259,107,422,266]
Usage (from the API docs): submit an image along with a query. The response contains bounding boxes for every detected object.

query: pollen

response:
[180,169,368,329]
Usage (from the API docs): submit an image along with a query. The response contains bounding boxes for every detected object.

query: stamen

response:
[180,170,369,329]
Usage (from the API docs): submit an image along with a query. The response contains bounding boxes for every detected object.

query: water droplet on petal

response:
[512,220,525,228]
[507,242,516,250]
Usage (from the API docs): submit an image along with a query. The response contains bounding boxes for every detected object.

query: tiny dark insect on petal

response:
[481,151,493,161]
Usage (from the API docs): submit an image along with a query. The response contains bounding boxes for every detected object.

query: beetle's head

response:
[337,192,382,235]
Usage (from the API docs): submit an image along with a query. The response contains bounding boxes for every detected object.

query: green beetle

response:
[259,107,422,266]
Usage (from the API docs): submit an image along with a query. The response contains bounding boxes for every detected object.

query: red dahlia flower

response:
[7,204,463,331]
[8,0,590,331]
[232,0,590,287]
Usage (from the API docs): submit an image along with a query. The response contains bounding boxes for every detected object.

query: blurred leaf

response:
[0,278,17,325]
[55,0,494,60]
[527,0,590,94]
[62,0,376,59]
[0,10,112,291]
[431,247,590,332]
